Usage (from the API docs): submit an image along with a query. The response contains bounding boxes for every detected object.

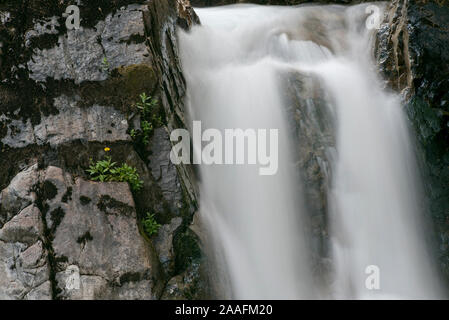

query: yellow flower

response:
[104,147,111,152]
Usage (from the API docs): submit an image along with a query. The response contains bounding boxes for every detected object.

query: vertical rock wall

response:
[0,0,207,299]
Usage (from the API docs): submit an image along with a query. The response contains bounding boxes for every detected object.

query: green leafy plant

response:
[101,57,110,74]
[130,93,161,146]
[141,120,153,145]
[136,93,158,117]
[142,212,161,237]
[86,156,116,182]
[110,163,143,191]
[87,157,143,191]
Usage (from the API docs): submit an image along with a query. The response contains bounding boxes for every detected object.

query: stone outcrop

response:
[0,0,207,300]
[1,164,163,299]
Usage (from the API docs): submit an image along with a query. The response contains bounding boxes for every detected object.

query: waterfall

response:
[178,3,445,299]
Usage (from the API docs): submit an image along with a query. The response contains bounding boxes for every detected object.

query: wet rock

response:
[161,260,206,300]
[282,70,335,286]
[148,128,184,214]
[153,217,183,274]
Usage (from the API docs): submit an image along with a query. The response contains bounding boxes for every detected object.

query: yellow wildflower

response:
[104,147,111,152]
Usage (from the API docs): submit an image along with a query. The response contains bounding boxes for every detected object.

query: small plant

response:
[110,163,143,191]
[101,57,110,74]
[87,156,143,191]
[86,156,116,182]
[141,120,153,145]
[130,93,161,146]
[142,212,161,237]
[136,93,158,117]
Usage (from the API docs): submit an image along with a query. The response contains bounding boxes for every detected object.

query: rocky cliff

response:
[0,0,207,299]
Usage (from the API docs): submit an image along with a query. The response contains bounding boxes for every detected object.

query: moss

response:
[78,64,158,115]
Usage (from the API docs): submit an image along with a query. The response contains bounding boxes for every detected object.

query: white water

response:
[179,4,445,299]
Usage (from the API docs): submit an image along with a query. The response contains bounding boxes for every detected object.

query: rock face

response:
[282,71,335,283]
[0,0,207,300]
[376,0,449,279]
[1,164,163,299]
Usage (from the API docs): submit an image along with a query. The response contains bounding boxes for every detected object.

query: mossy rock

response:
[117,64,157,95]
[79,63,158,115]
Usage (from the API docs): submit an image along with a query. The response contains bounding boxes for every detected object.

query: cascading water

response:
[178,3,446,299]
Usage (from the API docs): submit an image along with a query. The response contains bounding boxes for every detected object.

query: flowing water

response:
[179,3,445,299]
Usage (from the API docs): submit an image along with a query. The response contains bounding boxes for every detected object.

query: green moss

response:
[118,65,157,96]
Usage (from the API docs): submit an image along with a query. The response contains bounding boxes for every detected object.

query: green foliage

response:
[101,57,110,74]
[110,163,143,191]
[86,156,116,182]
[136,93,158,117]
[142,212,161,237]
[87,156,143,191]
[130,93,162,146]
[141,120,153,145]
